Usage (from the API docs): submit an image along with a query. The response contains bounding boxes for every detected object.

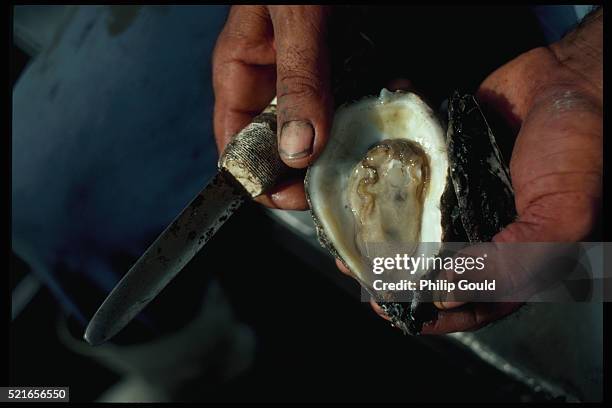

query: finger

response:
[213,6,306,211]
[254,178,308,210]
[501,88,602,242]
[386,78,414,92]
[422,302,522,335]
[269,6,333,168]
[335,258,354,278]
[385,78,437,109]
[434,300,465,310]
[213,5,276,152]
[477,59,602,236]
[432,240,581,310]
[435,83,601,312]
[369,299,392,322]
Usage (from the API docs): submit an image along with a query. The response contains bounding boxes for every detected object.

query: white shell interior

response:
[307,89,449,283]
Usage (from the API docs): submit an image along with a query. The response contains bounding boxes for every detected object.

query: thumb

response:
[269,6,333,168]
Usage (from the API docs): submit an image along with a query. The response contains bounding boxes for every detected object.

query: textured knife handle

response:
[218,102,290,197]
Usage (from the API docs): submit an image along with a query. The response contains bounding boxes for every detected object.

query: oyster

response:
[305,89,516,334]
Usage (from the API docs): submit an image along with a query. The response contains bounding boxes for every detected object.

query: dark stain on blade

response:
[169,221,181,238]
[190,194,204,210]
[83,170,249,345]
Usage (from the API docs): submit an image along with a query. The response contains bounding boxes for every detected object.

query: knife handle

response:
[218,98,291,197]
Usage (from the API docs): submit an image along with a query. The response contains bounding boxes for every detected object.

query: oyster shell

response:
[305,89,516,334]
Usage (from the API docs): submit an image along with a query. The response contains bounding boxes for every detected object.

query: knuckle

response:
[223,28,253,49]
[277,41,319,70]
[277,45,323,102]
[215,30,252,61]
[278,73,321,101]
[215,6,272,62]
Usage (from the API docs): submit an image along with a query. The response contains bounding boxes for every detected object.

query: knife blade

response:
[84,100,286,345]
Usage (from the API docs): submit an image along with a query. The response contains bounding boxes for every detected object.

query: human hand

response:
[212,5,333,210]
[341,8,603,333]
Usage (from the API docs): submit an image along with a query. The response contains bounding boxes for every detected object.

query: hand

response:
[342,8,603,333]
[212,5,333,210]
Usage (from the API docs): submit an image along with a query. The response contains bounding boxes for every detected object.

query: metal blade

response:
[84,170,247,345]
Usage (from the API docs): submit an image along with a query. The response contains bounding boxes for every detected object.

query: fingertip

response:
[434,300,465,310]
[335,258,353,277]
[369,298,391,322]
[386,78,414,92]
[421,302,522,335]
[269,181,308,210]
[254,179,308,210]
[272,13,333,170]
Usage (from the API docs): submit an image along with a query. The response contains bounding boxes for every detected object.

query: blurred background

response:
[10,5,602,403]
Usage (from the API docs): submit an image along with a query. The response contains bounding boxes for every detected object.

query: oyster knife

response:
[84,100,286,345]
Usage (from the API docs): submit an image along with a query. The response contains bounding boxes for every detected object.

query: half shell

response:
[305,89,516,334]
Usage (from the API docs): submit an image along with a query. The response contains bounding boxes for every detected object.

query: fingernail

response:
[434,301,465,310]
[279,120,314,160]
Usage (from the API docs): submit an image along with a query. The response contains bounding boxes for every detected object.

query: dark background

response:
[11,204,558,402]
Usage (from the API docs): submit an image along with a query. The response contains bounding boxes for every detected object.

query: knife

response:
[84,99,287,345]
